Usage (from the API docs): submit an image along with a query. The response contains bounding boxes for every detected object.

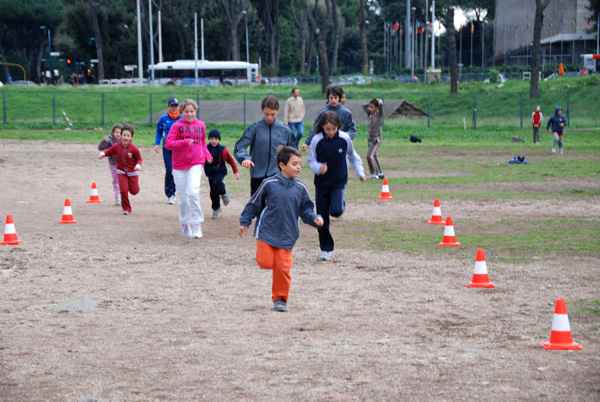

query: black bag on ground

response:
[410,135,422,143]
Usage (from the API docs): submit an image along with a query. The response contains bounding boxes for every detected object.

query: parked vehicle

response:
[148,59,259,86]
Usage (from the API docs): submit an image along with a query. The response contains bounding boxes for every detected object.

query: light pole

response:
[243,10,249,62]
[40,26,53,82]
[411,7,416,78]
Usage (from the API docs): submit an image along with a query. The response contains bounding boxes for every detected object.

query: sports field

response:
[0,125,599,399]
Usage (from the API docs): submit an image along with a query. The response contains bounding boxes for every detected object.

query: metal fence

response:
[2,88,599,130]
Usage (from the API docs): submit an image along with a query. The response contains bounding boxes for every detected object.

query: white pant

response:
[173,165,204,225]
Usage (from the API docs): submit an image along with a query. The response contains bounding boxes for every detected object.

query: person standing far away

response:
[284,88,306,144]
[234,95,298,196]
[155,97,183,205]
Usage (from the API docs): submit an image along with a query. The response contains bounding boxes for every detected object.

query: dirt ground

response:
[0,139,599,401]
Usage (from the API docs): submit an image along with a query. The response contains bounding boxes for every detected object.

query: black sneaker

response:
[378,173,385,179]
[273,299,288,312]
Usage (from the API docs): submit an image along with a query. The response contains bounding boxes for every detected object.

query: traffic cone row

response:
[426,198,582,350]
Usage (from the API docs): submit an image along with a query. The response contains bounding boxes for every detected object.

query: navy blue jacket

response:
[546,106,567,134]
[307,130,365,189]
[155,113,183,148]
[239,173,321,249]
[304,102,357,145]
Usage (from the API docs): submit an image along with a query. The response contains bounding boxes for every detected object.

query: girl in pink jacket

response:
[165,99,212,239]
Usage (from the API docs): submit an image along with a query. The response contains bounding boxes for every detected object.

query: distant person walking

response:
[363,98,385,179]
[155,97,183,204]
[284,88,305,144]
[546,105,567,155]
[531,105,543,145]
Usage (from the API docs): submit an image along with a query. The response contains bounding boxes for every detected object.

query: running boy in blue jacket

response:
[546,105,567,154]
[239,146,323,312]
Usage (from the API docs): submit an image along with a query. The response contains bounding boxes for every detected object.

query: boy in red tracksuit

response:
[98,124,142,215]
[531,105,543,144]
[204,129,240,219]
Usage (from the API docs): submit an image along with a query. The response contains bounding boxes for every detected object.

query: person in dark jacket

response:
[154,97,183,204]
[234,96,298,195]
[204,129,239,219]
[307,111,366,262]
[239,146,323,312]
[546,105,567,154]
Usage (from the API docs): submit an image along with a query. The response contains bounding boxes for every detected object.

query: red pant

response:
[117,174,140,213]
[256,239,293,302]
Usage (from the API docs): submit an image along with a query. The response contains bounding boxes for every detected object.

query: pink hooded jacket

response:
[165,118,210,170]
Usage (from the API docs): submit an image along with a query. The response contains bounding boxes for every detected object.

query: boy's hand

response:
[234,173,240,180]
[238,226,249,238]
[206,158,213,163]
[98,152,105,160]
[103,136,109,142]
[560,123,564,127]
[189,139,195,145]
[359,176,366,182]
[154,145,160,153]
[320,162,328,175]
[315,216,324,227]
[301,144,308,152]
[134,164,141,171]
[242,159,255,169]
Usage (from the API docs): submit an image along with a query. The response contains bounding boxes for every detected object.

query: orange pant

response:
[256,239,293,302]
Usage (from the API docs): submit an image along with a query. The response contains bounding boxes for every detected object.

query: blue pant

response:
[162,148,176,198]
[288,122,304,144]
[207,173,226,210]
[315,186,346,252]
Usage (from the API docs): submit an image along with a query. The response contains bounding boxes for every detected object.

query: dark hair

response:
[326,85,344,100]
[111,123,123,134]
[369,98,379,108]
[121,123,135,137]
[314,111,341,135]
[291,87,298,94]
[277,145,301,169]
[261,95,279,110]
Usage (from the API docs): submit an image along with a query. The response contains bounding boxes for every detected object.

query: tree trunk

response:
[331,0,339,72]
[359,0,368,73]
[531,0,551,98]
[446,1,458,93]
[216,0,250,61]
[303,0,333,93]
[273,0,281,71]
[0,39,11,81]
[88,0,106,82]
[290,0,307,73]
[161,0,186,59]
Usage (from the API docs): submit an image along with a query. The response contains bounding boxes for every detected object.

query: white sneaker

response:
[559,148,563,155]
[319,251,331,261]
[552,148,556,153]
[168,195,176,204]
[192,223,203,238]
[181,224,193,239]
[122,211,129,215]
[221,191,230,206]
[212,207,223,219]
[115,196,121,205]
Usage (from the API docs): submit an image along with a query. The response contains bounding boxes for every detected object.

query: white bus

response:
[148,59,259,86]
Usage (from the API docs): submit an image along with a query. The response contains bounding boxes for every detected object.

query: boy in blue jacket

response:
[154,97,183,204]
[546,105,567,154]
[239,146,323,312]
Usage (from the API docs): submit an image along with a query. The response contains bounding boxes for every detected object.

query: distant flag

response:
[526,22,530,30]
[572,18,576,26]
[393,21,399,31]
[471,22,474,35]
[586,19,591,26]
[493,21,496,28]
[551,20,554,27]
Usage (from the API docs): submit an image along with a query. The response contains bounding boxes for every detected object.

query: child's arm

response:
[301,112,323,150]
[154,117,165,153]
[164,123,192,150]
[99,143,117,159]
[283,100,290,125]
[299,187,323,228]
[306,137,324,175]
[133,147,143,170]
[98,136,112,151]
[344,113,357,140]
[546,116,552,130]
[222,147,240,179]
[345,137,366,180]
[362,102,371,115]
[234,123,257,168]
[238,183,268,237]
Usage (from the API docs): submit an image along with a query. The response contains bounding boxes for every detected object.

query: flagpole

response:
[470,23,473,67]
[482,22,485,68]
[136,0,143,86]
[431,0,435,69]
[406,1,411,68]
[504,21,507,65]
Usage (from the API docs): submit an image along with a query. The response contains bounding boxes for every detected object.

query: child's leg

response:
[372,137,383,175]
[315,187,334,252]
[207,176,220,211]
[163,149,176,198]
[272,248,293,302]
[256,239,276,269]
[366,137,376,175]
[128,175,140,196]
[329,187,346,218]
[173,169,191,224]
[558,134,563,151]
[117,174,131,212]
[552,132,559,151]
[187,165,204,224]
[108,163,120,199]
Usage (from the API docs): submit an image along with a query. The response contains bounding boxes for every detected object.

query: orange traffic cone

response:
[1,215,24,245]
[86,182,103,203]
[467,249,495,288]
[438,216,461,247]
[59,199,78,224]
[427,199,445,225]
[376,178,394,200]
[541,299,583,350]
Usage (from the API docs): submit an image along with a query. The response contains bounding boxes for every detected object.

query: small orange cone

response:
[376,178,394,200]
[438,216,461,247]
[427,199,445,225]
[59,199,78,224]
[86,182,103,203]
[467,249,495,288]
[541,299,583,350]
[1,215,24,245]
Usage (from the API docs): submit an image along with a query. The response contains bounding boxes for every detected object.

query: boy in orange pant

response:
[238,146,323,312]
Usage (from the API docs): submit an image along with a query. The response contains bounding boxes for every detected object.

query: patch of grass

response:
[568,300,600,317]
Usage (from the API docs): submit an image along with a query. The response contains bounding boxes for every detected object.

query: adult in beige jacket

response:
[284,88,305,143]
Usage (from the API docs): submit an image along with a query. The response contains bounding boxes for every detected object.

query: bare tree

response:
[530,0,551,98]
[88,0,106,81]
[303,0,333,93]
[290,0,308,74]
[160,0,187,59]
[446,1,458,93]
[359,0,368,73]
[331,0,339,72]
[216,0,250,60]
